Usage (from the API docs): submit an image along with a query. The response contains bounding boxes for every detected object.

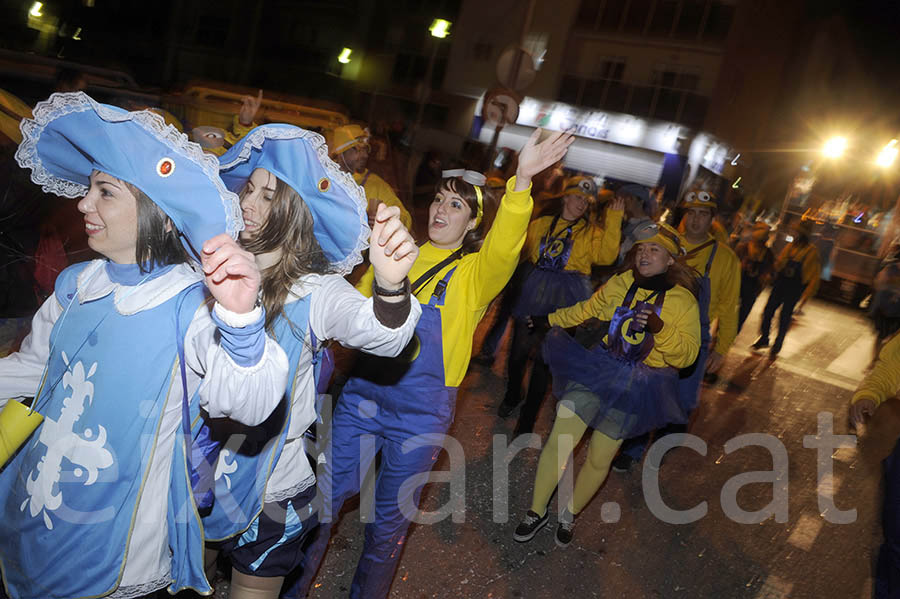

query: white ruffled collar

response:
[76,260,205,315]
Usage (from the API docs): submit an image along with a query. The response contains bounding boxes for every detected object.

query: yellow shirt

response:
[354,170,413,231]
[524,208,624,274]
[548,270,700,369]
[357,176,532,386]
[852,332,900,407]
[683,235,741,356]
[775,242,821,303]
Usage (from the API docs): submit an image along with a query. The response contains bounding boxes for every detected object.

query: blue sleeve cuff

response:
[210,305,267,367]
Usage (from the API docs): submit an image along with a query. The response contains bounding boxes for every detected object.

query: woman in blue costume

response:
[286,128,575,599]
[513,223,700,547]
[497,175,624,435]
[202,124,421,599]
[0,92,289,599]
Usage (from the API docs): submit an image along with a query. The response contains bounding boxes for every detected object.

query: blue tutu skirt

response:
[542,327,688,440]
[511,268,592,317]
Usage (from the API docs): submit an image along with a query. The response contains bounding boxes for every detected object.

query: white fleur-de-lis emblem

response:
[21,353,114,530]
[215,449,238,490]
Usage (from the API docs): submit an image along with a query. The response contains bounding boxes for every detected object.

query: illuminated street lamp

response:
[338,47,352,64]
[429,18,451,39]
[29,1,42,17]
[877,139,898,168]
[822,136,848,159]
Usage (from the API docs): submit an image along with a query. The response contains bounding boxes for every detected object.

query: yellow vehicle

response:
[164,81,349,135]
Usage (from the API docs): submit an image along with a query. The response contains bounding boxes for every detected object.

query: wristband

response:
[373,277,410,297]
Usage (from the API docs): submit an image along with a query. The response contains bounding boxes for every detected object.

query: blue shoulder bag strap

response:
[175,282,219,512]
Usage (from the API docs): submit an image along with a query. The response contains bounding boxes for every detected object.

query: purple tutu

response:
[511,268,592,317]
[542,326,688,440]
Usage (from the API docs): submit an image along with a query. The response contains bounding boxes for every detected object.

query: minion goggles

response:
[681,190,716,210]
[632,221,684,256]
[442,168,486,226]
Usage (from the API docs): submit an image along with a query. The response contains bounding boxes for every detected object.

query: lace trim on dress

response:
[219,124,369,275]
[264,474,315,503]
[15,92,243,240]
[107,574,172,599]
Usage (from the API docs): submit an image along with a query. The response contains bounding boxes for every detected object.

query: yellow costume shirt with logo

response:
[524,208,624,274]
[354,169,413,231]
[852,332,900,407]
[548,270,700,369]
[775,242,821,303]
[358,176,532,387]
[683,235,741,356]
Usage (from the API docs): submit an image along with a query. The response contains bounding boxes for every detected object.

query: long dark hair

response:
[618,244,700,299]
[433,177,499,254]
[239,177,333,330]
[127,182,189,273]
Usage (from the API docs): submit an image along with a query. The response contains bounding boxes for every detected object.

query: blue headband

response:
[16,92,241,260]
[219,124,369,275]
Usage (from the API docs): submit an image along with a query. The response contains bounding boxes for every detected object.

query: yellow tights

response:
[530,403,622,516]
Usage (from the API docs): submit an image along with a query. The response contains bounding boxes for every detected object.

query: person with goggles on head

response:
[328,124,412,230]
[494,175,625,436]
[513,222,700,547]
[287,128,575,599]
[613,189,741,474]
[735,221,775,332]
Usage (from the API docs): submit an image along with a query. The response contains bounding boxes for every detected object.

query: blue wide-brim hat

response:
[15,92,242,259]
[218,124,369,275]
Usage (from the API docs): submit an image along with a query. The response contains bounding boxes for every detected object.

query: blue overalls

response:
[759,244,808,349]
[287,267,459,599]
[619,243,715,460]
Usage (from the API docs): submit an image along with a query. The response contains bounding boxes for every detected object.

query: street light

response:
[876,139,898,168]
[338,48,352,64]
[429,19,451,39]
[822,136,847,159]
[28,2,42,17]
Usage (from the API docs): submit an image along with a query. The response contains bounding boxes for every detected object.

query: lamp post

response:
[410,19,451,149]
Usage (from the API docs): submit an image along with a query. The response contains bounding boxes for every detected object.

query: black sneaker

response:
[611,452,637,473]
[751,336,769,350]
[769,340,783,358]
[555,518,575,548]
[513,510,548,542]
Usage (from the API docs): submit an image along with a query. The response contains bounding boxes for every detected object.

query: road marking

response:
[827,335,872,380]
[729,346,860,391]
[786,514,824,551]
[753,575,794,599]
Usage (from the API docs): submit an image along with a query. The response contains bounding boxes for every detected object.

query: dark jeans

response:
[759,278,803,345]
[877,436,900,598]
[502,317,551,433]
[737,277,762,332]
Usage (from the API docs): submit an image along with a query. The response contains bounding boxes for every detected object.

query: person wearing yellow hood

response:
[513,222,699,546]
[849,330,900,598]
[329,124,412,230]
[735,221,775,331]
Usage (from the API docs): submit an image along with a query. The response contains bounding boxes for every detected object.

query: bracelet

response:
[373,277,410,297]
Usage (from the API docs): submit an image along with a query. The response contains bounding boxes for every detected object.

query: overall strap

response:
[428,266,458,307]
[539,215,575,257]
[411,248,464,297]
[704,242,719,277]
[359,171,371,187]
[685,238,717,259]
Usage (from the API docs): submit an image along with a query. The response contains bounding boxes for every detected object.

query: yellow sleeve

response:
[355,265,375,298]
[368,176,412,230]
[711,247,741,355]
[800,246,822,303]
[463,176,533,309]
[549,273,628,328]
[852,333,900,407]
[654,287,701,368]
[589,208,623,266]
[225,114,256,147]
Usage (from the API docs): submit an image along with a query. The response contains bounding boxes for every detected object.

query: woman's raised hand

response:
[514,128,576,191]
[370,202,418,294]
[201,234,261,314]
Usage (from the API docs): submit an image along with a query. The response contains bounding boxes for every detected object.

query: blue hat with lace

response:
[218,124,369,274]
[15,92,241,260]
